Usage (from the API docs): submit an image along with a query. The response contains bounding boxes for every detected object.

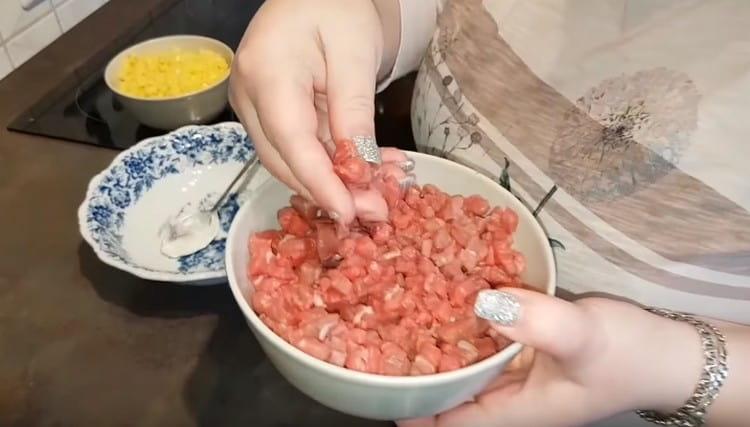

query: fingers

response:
[397,345,535,427]
[474,288,591,362]
[399,402,496,427]
[351,188,389,222]
[320,15,380,142]
[253,134,315,201]
[254,77,356,223]
[313,92,336,156]
[381,147,410,164]
[503,345,536,374]
[401,380,586,427]
[229,0,409,224]
[233,81,414,223]
[398,291,595,427]
[230,94,314,201]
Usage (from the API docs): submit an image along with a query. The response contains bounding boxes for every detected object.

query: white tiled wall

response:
[0,0,109,81]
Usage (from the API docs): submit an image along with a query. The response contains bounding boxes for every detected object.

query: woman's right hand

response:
[229,0,404,225]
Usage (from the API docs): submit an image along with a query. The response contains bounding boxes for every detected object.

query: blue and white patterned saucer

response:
[78,122,269,285]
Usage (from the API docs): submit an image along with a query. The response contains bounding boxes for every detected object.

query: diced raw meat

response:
[277,237,316,267]
[376,175,403,209]
[449,278,489,306]
[418,343,443,367]
[370,223,393,244]
[354,236,378,259]
[411,354,437,375]
[346,345,382,373]
[438,352,463,373]
[480,266,512,287]
[496,250,526,276]
[391,208,411,229]
[333,139,373,186]
[314,220,340,263]
[472,337,497,360]
[247,150,528,376]
[501,209,519,234]
[299,312,340,341]
[248,234,297,281]
[436,317,481,345]
[329,349,347,367]
[380,342,411,376]
[278,207,311,237]
[285,282,315,311]
[290,195,319,221]
[298,260,322,286]
[296,337,332,361]
[438,196,464,221]
[457,340,480,365]
[433,228,452,250]
[464,195,490,216]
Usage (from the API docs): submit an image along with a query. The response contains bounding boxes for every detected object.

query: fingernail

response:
[399,157,415,172]
[474,290,521,326]
[352,135,382,164]
[398,174,417,193]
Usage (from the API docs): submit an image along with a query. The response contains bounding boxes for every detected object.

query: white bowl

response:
[104,35,234,130]
[78,122,266,285]
[225,152,557,420]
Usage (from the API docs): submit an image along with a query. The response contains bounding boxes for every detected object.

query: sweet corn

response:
[117,48,230,99]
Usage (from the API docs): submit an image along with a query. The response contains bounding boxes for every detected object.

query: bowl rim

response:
[226,151,557,386]
[104,34,235,103]
[77,121,247,284]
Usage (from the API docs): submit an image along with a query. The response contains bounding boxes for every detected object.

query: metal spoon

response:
[160,154,261,258]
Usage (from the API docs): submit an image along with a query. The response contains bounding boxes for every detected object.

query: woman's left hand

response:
[398,288,703,427]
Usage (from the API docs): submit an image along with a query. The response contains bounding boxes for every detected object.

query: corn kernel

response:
[117,48,230,99]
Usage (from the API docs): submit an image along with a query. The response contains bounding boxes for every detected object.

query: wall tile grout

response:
[1,0,107,76]
[3,10,56,43]
[51,6,64,32]
[1,1,54,42]
[3,44,16,69]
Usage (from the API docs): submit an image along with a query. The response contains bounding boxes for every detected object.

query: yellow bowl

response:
[104,35,234,130]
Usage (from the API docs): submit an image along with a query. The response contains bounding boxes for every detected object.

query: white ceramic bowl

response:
[225,152,557,420]
[104,35,234,130]
[78,122,266,285]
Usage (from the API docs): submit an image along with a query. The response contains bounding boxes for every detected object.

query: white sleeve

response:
[376,0,441,92]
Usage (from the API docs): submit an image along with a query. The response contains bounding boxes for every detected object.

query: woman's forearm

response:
[646,314,749,426]
[703,319,750,426]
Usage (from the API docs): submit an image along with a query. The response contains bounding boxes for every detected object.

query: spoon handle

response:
[209,154,261,213]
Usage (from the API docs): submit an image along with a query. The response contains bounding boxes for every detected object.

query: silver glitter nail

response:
[352,135,382,164]
[398,174,416,193]
[399,158,415,172]
[474,290,521,326]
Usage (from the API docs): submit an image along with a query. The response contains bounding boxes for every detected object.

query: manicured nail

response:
[474,290,521,326]
[398,174,417,193]
[399,157,415,172]
[352,135,382,164]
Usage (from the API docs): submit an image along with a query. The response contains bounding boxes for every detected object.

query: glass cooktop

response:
[7,0,263,150]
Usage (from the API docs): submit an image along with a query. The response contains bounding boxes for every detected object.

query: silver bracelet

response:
[636,308,729,427]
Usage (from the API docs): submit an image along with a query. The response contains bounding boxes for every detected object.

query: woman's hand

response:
[229,0,402,225]
[399,289,704,427]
